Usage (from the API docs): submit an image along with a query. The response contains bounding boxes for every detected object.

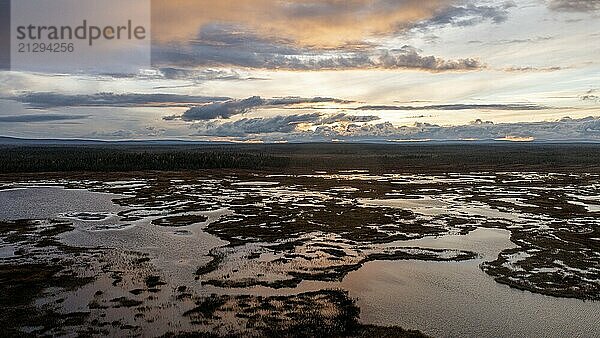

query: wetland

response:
[0,144,599,337]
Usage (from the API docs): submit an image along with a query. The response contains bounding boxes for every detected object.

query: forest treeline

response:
[0,147,288,173]
[1,144,599,173]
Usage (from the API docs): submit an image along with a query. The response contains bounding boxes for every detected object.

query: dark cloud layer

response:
[548,0,600,12]
[414,2,516,30]
[355,103,548,111]
[153,25,483,72]
[154,44,484,71]
[0,114,87,123]
[177,96,264,120]
[173,96,354,121]
[158,68,267,81]
[11,93,231,109]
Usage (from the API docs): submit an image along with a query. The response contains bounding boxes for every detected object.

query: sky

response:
[1,0,599,142]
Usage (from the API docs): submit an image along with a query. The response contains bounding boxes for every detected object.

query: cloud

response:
[261,96,353,105]
[308,116,600,141]
[470,36,555,46]
[195,114,322,136]
[374,47,482,71]
[87,126,167,139]
[11,92,355,122]
[0,114,88,123]
[177,96,265,121]
[151,0,455,48]
[151,18,485,72]
[12,92,231,109]
[168,98,553,125]
[414,2,516,30]
[193,113,380,136]
[496,36,554,44]
[172,96,354,121]
[158,67,268,81]
[503,66,563,72]
[547,0,600,12]
[186,111,600,142]
[153,34,484,71]
[319,113,381,124]
[354,103,548,111]
[581,89,599,102]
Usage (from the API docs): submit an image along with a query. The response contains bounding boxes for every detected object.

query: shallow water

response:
[60,207,229,283]
[0,179,598,337]
[341,228,600,338]
[0,186,125,220]
[225,228,600,337]
[346,260,599,338]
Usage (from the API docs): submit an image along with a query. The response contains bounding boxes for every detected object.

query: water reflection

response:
[0,172,598,337]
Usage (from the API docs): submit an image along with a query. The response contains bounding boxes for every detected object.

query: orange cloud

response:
[151,0,453,47]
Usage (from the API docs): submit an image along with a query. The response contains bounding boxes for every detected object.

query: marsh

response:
[0,145,599,337]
